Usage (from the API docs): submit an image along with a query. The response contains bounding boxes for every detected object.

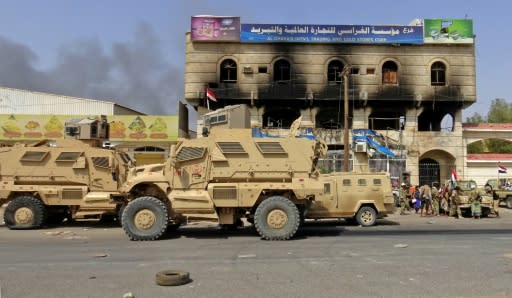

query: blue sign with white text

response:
[241,24,424,44]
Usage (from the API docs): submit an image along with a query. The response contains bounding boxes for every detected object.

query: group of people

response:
[398,181,500,219]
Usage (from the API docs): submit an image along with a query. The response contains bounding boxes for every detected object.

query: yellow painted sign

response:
[0,114,178,142]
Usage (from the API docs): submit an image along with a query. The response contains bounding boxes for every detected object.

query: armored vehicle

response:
[484,178,512,208]
[455,180,493,217]
[0,139,133,229]
[119,119,394,241]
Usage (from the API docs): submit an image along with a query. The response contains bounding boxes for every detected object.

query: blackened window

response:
[273,59,291,82]
[327,60,344,84]
[431,62,446,86]
[382,61,398,84]
[220,59,237,83]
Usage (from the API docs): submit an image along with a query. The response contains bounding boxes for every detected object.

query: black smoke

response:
[0,22,182,115]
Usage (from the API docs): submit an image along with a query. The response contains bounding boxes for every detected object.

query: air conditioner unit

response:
[354,142,367,153]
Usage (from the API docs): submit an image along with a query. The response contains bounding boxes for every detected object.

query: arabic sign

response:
[191,16,240,42]
[0,114,178,142]
[241,24,423,44]
[424,19,473,44]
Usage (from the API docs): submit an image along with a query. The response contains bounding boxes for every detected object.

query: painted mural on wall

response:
[0,114,178,142]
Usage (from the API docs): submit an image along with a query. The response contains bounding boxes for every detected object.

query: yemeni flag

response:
[498,164,508,174]
[206,87,217,102]
[451,168,458,183]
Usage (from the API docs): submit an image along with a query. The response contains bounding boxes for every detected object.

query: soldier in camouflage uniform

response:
[399,183,409,215]
[450,186,463,218]
[485,183,500,218]
[431,184,440,216]
[470,191,481,219]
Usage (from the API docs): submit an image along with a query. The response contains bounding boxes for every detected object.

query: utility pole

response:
[341,65,351,172]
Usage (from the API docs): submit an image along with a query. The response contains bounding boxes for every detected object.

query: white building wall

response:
[466,162,512,187]
[0,87,117,115]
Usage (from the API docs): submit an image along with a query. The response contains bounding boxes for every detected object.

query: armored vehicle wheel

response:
[122,196,168,241]
[506,196,512,209]
[4,195,47,229]
[355,206,377,227]
[254,196,300,240]
[155,270,191,286]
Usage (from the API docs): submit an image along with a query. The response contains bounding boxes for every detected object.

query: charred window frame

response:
[431,61,446,86]
[220,59,237,83]
[327,60,344,84]
[382,61,398,84]
[273,59,291,82]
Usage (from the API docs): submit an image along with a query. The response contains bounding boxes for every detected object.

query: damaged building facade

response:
[184,17,476,186]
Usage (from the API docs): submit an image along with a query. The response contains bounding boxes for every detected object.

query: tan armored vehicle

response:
[119,119,395,241]
[0,139,133,229]
[455,180,493,217]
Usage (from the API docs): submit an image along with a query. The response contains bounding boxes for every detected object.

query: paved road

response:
[1,207,512,298]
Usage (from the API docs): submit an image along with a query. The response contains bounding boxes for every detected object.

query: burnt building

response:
[184,17,476,186]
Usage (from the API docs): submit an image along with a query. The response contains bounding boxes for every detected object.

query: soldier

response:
[431,184,440,216]
[399,183,409,215]
[485,183,500,218]
[450,186,463,219]
[470,191,481,219]
[420,184,432,216]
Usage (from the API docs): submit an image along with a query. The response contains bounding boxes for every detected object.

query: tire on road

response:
[3,195,47,229]
[155,270,191,286]
[355,205,377,227]
[506,196,512,209]
[121,196,168,241]
[254,196,300,240]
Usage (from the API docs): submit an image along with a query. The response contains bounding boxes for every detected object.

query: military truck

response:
[118,119,395,241]
[455,180,493,217]
[0,139,133,229]
[484,178,512,208]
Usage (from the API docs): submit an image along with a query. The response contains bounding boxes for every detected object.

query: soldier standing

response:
[432,184,440,216]
[470,192,481,219]
[485,183,500,218]
[450,186,463,219]
[399,183,409,215]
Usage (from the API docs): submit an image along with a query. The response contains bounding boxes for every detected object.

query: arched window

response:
[382,61,398,84]
[273,59,291,82]
[431,62,446,86]
[220,59,237,83]
[327,60,344,84]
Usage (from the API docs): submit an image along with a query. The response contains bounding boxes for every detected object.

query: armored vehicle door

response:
[86,152,119,191]
[172,145,209,189]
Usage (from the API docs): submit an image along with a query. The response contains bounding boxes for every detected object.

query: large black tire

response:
[121,196,168,241]
[254,196,300,240]
[506,197,512,209]
[355,206,377,227]
[155,270,191,286]
[4,195,47,230]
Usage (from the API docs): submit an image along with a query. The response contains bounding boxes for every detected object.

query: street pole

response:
[342,66,351,172]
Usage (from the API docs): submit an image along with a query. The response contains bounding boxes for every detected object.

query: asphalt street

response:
[0,207,512,298]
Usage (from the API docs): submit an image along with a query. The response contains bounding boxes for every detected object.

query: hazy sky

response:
[0,0,508,121]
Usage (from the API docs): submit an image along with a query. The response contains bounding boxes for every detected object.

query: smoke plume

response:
[0,22,182,115]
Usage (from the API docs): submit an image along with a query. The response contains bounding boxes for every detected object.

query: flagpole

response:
[205,85,210,111]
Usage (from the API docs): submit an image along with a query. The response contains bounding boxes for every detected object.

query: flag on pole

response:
[498,164,507,174]
[206,87,217,102]
[451,168,458,183]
